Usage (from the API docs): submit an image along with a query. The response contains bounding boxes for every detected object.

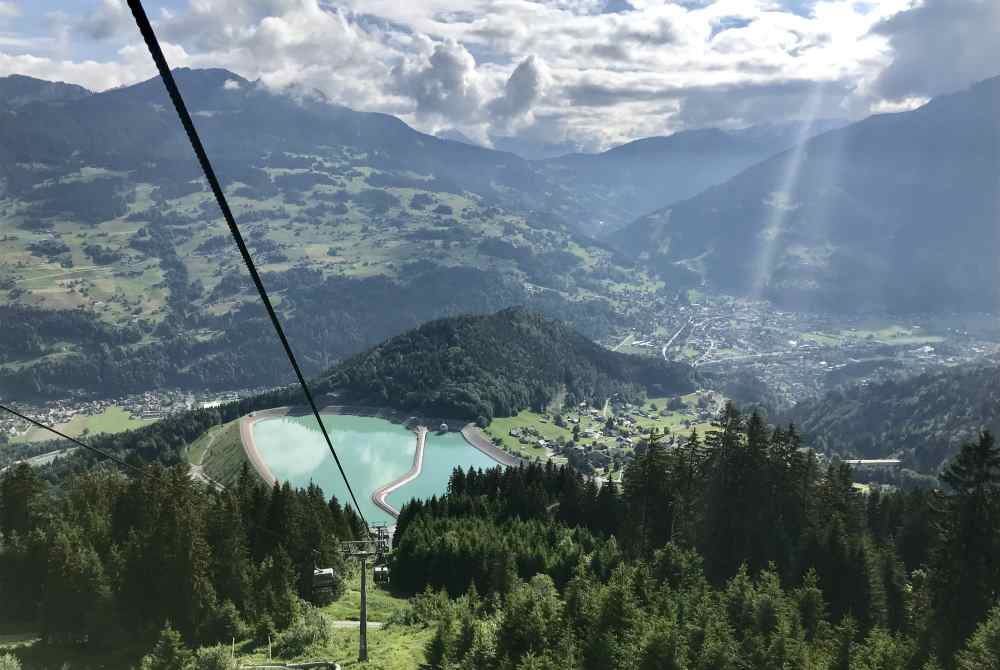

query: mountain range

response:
[3,67,1000,399]
[613,76,1000,313]
[0,69,649,399]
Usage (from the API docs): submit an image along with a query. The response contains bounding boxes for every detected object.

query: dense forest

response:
[0,462,363,658]
[323,307,700,423]
[788,364,1000,472]
[3,403,1000,668]
[390,407,1000,669]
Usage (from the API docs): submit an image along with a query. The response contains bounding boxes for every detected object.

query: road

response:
[16,265,113,284]
[0,447,78,474]
[331,620,384,629]
[695,349,799,367]
[661,318,693,360]
[612,333,634,352]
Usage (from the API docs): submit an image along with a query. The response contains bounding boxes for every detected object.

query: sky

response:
[1,0,998,151]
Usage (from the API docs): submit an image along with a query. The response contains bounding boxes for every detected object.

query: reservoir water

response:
[252,414,415,523]
[251,415,505,523]
[386,430,501,511]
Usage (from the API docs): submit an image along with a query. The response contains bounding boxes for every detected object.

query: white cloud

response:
[1,0,990,150]
[0,2,20,19]
[76,0,130,41]
[488,55,549,124]
[392,38,487,121]
[871,0,1000,102]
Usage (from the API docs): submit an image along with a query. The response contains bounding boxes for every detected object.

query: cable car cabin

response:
[374,564,390,585]
[313,567,337,591]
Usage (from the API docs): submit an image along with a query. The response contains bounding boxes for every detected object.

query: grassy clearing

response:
[323,568,411,622]
[628,399,715,438]
[3,614,430,670]
[10,405,153,444]
[238,623,431,670]
[200,420,250,486]
[800,331,844,347]
[485,411,572,462]
[186,424,224,466]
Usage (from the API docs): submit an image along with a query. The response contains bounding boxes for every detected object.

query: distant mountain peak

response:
[168,67,249,87]
[435,128,478,145]
[0,74,91,107]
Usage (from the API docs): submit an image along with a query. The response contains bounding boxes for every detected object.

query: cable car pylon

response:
[341,524,392,662]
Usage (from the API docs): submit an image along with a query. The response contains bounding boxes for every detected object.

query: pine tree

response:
[138,623,193,670]
[0,464,43,539]
[930,431,1000,658]
[955,604,1000,670]
[623,429,672,556]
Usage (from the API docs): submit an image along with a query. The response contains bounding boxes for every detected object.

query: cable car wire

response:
[0,403,142,474]
[125,0,370,528]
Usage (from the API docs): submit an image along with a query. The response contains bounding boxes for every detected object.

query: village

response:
[615,294,1000,407]
[0,386,271,445]
[484,389,727,480]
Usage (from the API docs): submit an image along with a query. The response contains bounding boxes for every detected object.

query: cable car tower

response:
[341,524,392,662]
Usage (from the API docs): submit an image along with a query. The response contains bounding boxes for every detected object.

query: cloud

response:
[0,2,20,19]
[392,38,486,120]
[0,0,975,151]
[488,55,548,122]
[871,0,1000,102]
[75,0,131,41]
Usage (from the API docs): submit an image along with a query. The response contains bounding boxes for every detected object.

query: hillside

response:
[0,68,662,400]
[613,76,1000,312]
[788,364,1000,472]
[321,307,700,422]
[536,119,845,233]
[0,74,91,109]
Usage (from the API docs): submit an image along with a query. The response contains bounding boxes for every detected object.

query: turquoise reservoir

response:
[386,430,503,511]
[251,414,416,524]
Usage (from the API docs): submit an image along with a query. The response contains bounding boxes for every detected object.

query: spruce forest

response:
[3,404,1000,669]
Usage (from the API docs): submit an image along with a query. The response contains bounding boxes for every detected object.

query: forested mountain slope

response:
[789,364,1000,471]
[536,119,845,233]
[614,76,1000,313]
[0,69,658,400]
[321,307,700,422]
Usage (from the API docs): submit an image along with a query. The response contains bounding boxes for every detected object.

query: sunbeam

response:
[748,82,828,300]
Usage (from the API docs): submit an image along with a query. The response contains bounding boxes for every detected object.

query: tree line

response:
[788,363,1000,473]
[392,404,1000,668]
[0,461,363,652]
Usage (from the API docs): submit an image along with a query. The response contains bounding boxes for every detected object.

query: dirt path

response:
[0,447,78,474]
[331,620,384,629]
[188,428,227,491]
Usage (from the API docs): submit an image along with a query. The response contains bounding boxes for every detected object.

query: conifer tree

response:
[930,431,1000,658]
